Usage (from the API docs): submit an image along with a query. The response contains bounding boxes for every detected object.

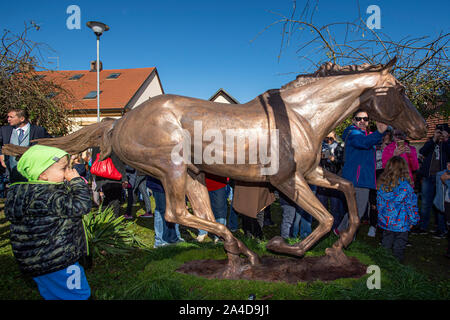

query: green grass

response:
[0,198,449,300]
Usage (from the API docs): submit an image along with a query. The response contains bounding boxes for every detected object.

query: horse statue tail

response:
[1,118,117,159]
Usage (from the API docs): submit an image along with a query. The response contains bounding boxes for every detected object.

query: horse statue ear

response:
[381,56,398,75]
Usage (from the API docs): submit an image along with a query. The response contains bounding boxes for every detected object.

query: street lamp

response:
[86,21,109,123]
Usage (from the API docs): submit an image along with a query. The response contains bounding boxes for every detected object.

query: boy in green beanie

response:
[5,144,92,300]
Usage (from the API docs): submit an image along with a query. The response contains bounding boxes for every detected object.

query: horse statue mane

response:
[280,61,386,91]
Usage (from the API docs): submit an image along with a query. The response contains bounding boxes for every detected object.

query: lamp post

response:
[86,21,109,123]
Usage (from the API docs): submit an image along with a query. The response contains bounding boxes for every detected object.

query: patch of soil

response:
[176,255,367,283]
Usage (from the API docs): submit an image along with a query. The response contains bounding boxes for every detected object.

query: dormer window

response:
[106,72,121,79]
[46,92,59,99]
[69,74,84,80]
[33,75,46,80]
[83,91,102,99]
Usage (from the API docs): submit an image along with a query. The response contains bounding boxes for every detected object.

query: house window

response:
[33,75,46,80]
[69,74,84,80]
[106,72,121,79]
[83,91,102,99]
[46,92,59,99]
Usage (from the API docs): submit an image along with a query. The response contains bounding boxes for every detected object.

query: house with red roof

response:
[34,62,164,130]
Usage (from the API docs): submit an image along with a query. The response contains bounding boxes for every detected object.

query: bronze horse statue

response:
[3,57,427,278]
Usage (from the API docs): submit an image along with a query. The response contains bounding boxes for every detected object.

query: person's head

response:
[352,109,369,131]
[324,131,336,145]
[17,145,69,183]
[378,156,411,192]
[443,130,449,142]
[382,129,393,145]
[39,156,69,183]
[435,124,449,142]
[7,109,29,127]
[393,129,407,144]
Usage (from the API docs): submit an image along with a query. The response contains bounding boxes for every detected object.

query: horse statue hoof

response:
[324,247,352,267]
[266,236,285,252]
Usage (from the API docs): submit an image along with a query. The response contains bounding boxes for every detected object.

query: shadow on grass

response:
[0,254,41,300]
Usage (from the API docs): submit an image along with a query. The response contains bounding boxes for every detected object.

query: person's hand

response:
[441,172,450,183]
[64,167,80,181]
[393,147,402,156]
[376,122,388,133]
[0,155,5,168]
[404,145,411,154]
[122,181,129,189]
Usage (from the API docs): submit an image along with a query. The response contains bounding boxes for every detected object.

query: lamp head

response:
[86,21,109,37]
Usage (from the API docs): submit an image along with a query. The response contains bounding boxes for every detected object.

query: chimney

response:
[90,60,103,72]
[19,62,35,73]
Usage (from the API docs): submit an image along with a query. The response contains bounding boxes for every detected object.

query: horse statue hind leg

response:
[184,173,260,276]
[157,164,260,278]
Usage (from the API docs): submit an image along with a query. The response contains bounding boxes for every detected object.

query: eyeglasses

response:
[354,117,369,122]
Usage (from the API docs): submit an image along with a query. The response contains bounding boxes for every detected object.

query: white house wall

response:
[211,95,232,104]
[132,72,164,109]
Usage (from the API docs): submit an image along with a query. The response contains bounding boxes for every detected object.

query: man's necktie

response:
[18,129,24,145]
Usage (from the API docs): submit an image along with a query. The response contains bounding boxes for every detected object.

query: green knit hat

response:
[17,145,69,182]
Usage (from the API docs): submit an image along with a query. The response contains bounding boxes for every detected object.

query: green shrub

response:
[82,205,148,259]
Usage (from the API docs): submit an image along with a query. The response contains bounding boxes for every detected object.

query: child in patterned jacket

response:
[5,145,92,300]
[377,156,420,262]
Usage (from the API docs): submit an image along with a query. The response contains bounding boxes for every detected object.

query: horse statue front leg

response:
[164,169,260,278]
[267,170,340,262]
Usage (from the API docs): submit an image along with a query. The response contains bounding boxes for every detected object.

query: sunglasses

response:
[354,117,369,122]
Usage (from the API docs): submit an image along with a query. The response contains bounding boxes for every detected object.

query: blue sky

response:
[1,0,448,103]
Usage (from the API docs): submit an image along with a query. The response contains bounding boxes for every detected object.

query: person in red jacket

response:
[196,173,229,242]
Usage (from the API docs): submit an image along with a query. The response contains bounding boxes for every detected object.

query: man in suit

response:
[0,108,51,183]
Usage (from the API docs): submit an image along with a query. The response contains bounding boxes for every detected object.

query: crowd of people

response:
[0,107,448,300]
[309,110,449,263]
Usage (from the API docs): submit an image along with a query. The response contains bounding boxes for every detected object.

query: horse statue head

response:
[280,57,427,141]
[354,57,427,139]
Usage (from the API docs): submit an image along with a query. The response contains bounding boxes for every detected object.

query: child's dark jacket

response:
[5,178,91,277]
